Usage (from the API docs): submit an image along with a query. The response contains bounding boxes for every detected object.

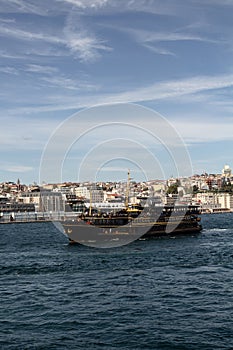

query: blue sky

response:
[1,0,233,184]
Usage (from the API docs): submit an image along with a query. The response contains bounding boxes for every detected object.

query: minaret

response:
[17,178,21,190]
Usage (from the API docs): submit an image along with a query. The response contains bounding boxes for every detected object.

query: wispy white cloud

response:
[3,73,233,115]
[65,32,112,62]
[57,0,177,16]
[25,64,58,74]
[143,43,176,56]
[101,23,222,56]
[0,0,49,15]
[0,0,178,17]
[40,76,82,90]
[57,0,109,9]
[0,23,62,44]
[126,28,219,44]
[0,17,112,62]
[0,164,34,173]
[2,0,219,63]
[0,50,27,60]
[22,64,100,90]
[0,18,15,24]
[192,0,233,6]
[174,118,233,144]
[0,66,19,75]
[63,14,112,62]
[118,27,222,57]
[112,73,233,105]
[24,47,70,58]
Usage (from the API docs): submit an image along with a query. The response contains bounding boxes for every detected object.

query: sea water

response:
[1,214,233,349]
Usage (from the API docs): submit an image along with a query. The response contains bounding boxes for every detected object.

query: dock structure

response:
[201,207,232,214]
[0,211,76,224]
[0,194,66,224]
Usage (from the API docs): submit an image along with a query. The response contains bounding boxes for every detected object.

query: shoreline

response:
[0,210,232,225]
[0,219,54,225]
[201,209,232,214]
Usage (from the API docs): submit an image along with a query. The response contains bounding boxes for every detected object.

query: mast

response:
[89,189,92,216]
[125,169,130,209]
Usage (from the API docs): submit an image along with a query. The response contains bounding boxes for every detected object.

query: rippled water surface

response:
[1,214,233,349]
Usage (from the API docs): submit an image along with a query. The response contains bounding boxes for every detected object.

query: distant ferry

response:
[62,203,202,246]
[62,170,202,246]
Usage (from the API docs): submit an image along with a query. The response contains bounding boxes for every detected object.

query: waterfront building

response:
[194,192,218,210]
[90,189,104,203]
[19,191,65,213]
[0,196,35,213]
[74,186,104,202]
[0,196,35,222]
[75,186,90,199]
[217,193,233,210]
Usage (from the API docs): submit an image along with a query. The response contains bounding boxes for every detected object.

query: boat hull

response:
[62,219,202,247]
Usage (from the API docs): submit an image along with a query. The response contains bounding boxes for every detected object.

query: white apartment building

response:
[75,186,90,199]
[217,193,233,210]
[19,191,65,213]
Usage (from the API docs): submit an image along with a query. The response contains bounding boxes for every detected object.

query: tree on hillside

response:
[167,183,178,194]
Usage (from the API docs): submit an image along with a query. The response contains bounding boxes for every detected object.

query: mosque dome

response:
[222,164,232,176]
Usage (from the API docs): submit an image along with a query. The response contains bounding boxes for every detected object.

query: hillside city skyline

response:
[1,163,233,219]
[1,163,232,188]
